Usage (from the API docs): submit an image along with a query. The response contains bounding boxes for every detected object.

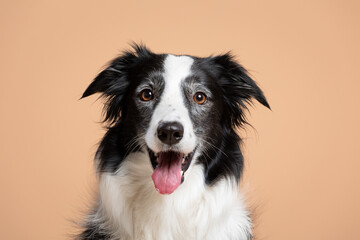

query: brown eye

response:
[140,89,153,101]
[193,92,207,104]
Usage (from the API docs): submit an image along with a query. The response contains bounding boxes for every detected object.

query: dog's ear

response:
[81,44,153,123]
[214,53,270,127]
[81,63,129,99]
[82,44,151,99]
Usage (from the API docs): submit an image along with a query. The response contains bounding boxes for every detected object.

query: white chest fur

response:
[96,151,252,240]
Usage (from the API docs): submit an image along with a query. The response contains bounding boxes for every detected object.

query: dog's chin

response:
[148,147,196,195]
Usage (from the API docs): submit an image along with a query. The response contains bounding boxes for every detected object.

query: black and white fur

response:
[79,44,270,240]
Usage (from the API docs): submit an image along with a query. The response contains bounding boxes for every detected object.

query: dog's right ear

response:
[80,54,134,124]
[81,54,134,99]
[81,44,153,99]
[81,44,153,123]
[81,66,126,99]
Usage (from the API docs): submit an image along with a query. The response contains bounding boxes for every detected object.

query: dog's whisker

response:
[202,137,229,158]
[124,134,146,157]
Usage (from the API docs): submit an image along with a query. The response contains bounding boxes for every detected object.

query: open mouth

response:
[148,148,195,194]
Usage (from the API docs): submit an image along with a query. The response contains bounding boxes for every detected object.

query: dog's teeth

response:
[182,158,185,164]
[181,170,184,175]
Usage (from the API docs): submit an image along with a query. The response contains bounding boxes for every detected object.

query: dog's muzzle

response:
[148,121,196,195]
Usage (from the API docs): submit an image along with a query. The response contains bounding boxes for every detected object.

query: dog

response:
[79,44,270,240]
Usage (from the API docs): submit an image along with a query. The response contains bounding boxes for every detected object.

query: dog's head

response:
[82,44,269,194]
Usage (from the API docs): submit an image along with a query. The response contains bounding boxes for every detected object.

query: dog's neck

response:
[93,151,252,240]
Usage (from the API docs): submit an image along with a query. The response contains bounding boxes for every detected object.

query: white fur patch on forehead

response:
[144,54,196,154]
[163,54,194,82]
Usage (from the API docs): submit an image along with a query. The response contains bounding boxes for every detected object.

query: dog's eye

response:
[140,89,153,101]
[193,92,207,105]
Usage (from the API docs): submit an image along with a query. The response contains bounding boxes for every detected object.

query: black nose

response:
[157,121,184,145]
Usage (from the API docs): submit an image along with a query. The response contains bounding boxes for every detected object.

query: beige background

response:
[1,0,360,239]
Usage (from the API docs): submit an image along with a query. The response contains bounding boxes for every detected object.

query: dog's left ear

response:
[214,53,270,126]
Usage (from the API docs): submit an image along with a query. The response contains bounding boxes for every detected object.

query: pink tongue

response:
[152,152,183,194]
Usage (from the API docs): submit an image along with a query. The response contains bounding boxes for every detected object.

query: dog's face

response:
[82,45,269,194]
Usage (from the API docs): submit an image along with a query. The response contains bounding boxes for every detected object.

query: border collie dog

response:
[79,44,269,240]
